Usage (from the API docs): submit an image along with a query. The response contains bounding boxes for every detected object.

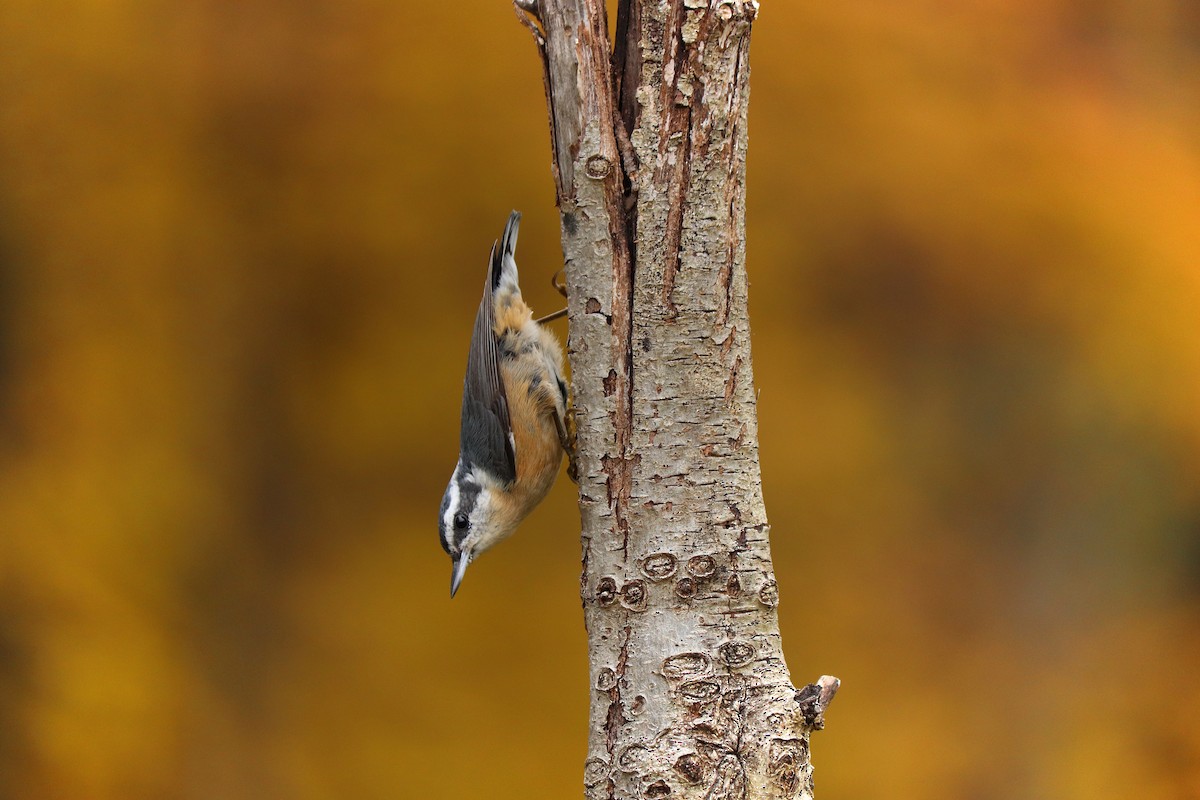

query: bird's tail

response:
[490,211,521,299]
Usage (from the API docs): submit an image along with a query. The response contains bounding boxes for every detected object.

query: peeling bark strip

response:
[515,1,837,798]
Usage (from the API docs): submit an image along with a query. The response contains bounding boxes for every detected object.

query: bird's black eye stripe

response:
[453,512,469,531]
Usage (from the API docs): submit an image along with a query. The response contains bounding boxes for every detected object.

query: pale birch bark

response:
[515,1,838,797]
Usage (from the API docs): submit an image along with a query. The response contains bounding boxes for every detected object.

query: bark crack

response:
[717,33,750,327]
[602,209,635,551]
[659,101,693,320]
[723,354,743,406]
[604,624,633,800]
[656,0,705,321]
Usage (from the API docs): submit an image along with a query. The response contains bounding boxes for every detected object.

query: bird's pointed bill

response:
[450,553,470,598]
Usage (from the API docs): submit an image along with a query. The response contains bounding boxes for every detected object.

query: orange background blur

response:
[1,1,1198,798]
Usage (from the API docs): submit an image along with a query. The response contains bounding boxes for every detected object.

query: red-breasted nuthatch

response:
[439,211,574,597]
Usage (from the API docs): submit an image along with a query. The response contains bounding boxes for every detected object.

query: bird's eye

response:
[453,512,469,531]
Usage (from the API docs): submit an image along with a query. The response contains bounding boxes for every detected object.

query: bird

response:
[438,211,574,597]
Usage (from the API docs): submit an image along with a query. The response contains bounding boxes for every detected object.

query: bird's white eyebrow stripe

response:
[442,464,462,536]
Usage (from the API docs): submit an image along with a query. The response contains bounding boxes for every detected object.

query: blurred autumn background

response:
[1,0,1199,798]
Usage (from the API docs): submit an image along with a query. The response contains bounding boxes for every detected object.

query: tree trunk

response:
[515,1,838,797]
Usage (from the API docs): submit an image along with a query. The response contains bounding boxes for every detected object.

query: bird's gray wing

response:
[459,240,517,485]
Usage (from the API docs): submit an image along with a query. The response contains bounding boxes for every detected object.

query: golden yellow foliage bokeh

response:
[0,1,1198,798]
